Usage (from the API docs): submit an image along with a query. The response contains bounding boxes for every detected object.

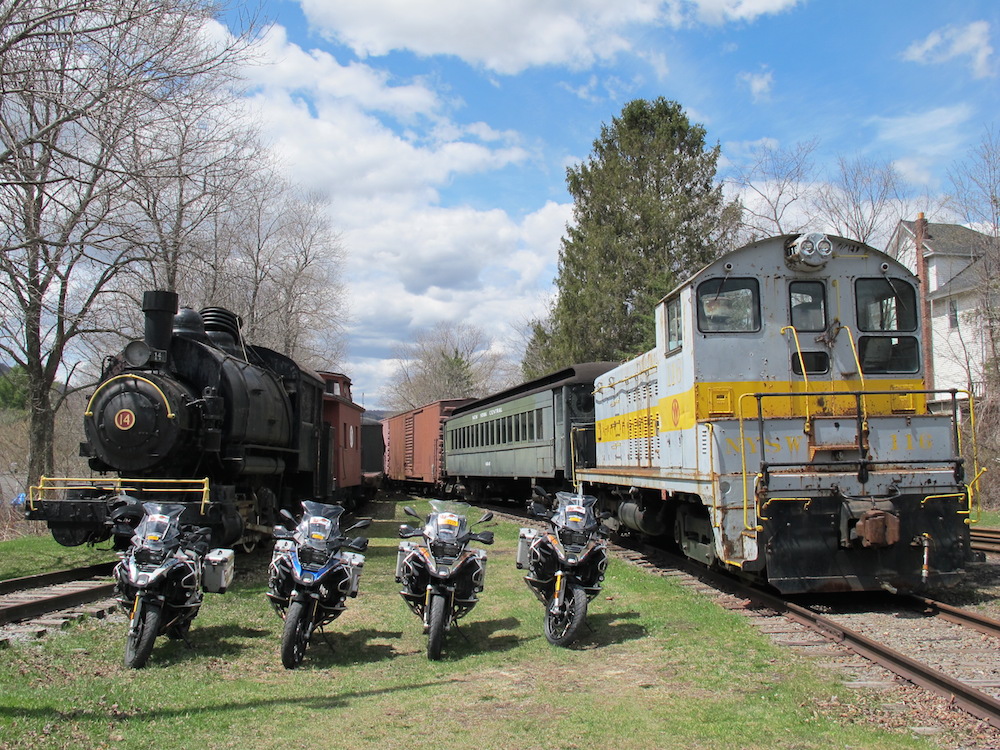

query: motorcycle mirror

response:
[531,485,548,499]
[280,509,296,525]
[403,506,421,520]
[346,518,372,533]
[529,501,549,518]
[349,537,369,551]
[477,511,493,524]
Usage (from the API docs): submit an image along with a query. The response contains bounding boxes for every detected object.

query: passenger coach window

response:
[697,278,760,332]
[856,279,917,332]
[665,296,682,352]
[789,281,826,332]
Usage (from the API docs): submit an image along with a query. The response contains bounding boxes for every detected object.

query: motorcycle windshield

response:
[552,492,598,532]
[427,500,471,542]
[296,500,346,549]
[131,502,185,552]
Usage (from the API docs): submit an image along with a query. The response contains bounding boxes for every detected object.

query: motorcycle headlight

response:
[136,573,150,586]
[300,572,315,585]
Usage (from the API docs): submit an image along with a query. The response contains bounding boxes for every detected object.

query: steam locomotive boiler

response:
[28,290,357,551]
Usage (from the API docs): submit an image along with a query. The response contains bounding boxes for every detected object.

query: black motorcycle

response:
[115,501,234,669]
[518,489,609,646]
[396,501,494,659]
[267,500,371,669]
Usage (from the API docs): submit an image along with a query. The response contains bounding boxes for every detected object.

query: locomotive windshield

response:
[855,278,917,331]
[697,278,760,332]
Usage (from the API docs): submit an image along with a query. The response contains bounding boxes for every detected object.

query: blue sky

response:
[231,0,999,408]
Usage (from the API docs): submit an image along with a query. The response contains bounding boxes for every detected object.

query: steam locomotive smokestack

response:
[142,290,179,352]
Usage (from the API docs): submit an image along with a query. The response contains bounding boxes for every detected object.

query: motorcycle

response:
[267,500,371,669]
[518,488,609,646]
[396,501,494,659]
[114,501,234,669]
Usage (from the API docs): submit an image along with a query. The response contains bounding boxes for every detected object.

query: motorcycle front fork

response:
[550,572,565,613]
[423,585,453,626]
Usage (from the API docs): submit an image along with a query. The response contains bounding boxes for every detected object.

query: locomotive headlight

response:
[817,237,833,256]
[799,239,815,256]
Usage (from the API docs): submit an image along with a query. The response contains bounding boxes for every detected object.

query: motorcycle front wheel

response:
[544,585,587,647]
[281,600,311,669]
[426,593,447,660]
[124,600,162,669]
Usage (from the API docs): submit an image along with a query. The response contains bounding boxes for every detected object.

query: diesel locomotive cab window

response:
[665,295,682,352]
[792,351,829,375]
[859,336,919,374]
[697,278,760,332]
[789,281,826,332]
[855,278,917,332]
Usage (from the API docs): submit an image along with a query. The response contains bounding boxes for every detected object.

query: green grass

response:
[0,497,935,749]
[0,534,116,579]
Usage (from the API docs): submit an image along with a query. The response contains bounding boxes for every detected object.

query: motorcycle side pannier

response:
[203,548,235,593]
[396,541,418,582]
[516,528,540,570]
[341,551,366,597]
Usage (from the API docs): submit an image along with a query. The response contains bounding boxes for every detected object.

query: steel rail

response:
[0,581,117,627]
[901,594,1000,639]
[677,557,1000,730]
[971,527,1000,554]
[0,562,117,596]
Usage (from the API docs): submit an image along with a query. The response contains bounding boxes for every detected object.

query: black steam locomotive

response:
[28,290,351,551]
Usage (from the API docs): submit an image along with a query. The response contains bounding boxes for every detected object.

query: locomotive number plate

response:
[114,409,136,430]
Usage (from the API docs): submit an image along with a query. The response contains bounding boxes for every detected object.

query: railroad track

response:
[972,526,1000,554]
[483,504,1000,730]
[0,562,119,643]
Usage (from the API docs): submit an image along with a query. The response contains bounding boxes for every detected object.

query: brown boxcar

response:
[382,399,474,491]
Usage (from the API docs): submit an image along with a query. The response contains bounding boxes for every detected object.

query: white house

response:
[885,215,997,405]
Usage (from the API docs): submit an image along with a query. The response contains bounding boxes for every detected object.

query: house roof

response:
[897,220,995,257]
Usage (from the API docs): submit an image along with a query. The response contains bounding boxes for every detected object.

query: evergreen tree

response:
[525,98,739,374]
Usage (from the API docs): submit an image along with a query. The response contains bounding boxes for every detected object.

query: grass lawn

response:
[0,497,939,749]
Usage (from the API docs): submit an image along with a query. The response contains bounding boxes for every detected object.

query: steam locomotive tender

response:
[28,290,360,551]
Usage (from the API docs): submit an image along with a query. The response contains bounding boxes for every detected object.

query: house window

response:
[949,300,959,329]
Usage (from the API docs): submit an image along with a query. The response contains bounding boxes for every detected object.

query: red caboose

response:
[319,372,366,508]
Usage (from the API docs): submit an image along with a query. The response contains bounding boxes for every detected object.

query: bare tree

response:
[0,0,255,485]
[384,323,512,412]
[729,139,818,238]
[812,154,907,246]
[171,165,348,368]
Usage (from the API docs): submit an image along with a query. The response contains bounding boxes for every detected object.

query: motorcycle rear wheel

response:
[426,593,447,660]
[281,600,311,669]
[124,600,162,669]
[544,585,587,647]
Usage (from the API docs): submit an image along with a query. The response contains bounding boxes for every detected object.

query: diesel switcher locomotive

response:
[575,232,981,593]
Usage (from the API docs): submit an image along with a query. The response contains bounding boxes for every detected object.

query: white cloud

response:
[737,67,773,102]
[868,104,975,186]
[298,0,802,75]
[902,21,995,79]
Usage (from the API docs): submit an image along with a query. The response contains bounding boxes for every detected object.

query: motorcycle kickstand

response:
[319,628,336,654]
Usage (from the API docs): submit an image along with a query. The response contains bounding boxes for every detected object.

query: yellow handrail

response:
[85,374,176,419]
[29,476,210,513]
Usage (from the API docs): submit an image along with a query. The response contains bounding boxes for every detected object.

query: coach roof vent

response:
[785,232,833,271]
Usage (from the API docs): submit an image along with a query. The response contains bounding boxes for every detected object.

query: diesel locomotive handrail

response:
[84,374,176,419]
[735,387,979,535]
